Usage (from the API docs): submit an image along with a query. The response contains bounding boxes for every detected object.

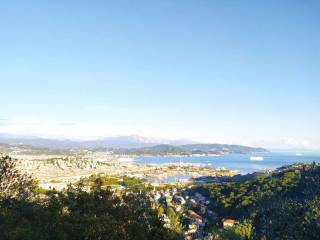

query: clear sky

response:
[0,1,319,149]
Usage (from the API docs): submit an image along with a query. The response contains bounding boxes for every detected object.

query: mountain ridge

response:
[0,134,195,149]
[0,134,267,154]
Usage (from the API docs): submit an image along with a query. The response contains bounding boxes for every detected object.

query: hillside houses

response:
[150,187,216,239]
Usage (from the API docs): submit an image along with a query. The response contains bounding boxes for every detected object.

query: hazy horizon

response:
[1,133,319,152]
[1,1,319,150]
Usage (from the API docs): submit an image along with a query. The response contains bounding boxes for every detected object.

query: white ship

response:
[250,156,264,161]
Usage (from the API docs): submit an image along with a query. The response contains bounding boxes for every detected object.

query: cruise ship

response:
[250,156,264,161]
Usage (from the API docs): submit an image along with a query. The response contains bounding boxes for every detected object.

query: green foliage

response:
[0,155,37,200]
[80,174,150,191]
[121,176,148,190]
[166,207,183,233]
[1,154,319,240]
[57,184,178,240]
[0,156,179,240]
[0,198,65,240]
[253,197,320,240]
[84,174,119,186]
[197,166,302,219]
[219,221,253,240]
[202,163,320,239]
[253,164,320,240]
[0,184,179,240]
[158,206,165,216]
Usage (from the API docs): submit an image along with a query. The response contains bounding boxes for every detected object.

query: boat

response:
[250,156,264,161]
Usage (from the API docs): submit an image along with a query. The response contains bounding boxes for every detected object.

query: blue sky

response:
[0,1,319,149]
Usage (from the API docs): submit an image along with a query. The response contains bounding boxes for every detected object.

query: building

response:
[223,219,236,228]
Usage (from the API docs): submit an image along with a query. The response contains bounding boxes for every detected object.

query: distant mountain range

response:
[0,134,267,154]
[0,134,193,149]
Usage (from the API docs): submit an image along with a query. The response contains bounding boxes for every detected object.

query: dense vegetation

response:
[1,154,319,240]
[195,163,320,239]
[80,173,150,191]
[0,156,179,240]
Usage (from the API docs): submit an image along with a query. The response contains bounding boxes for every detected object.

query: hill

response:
[113,143,268,155]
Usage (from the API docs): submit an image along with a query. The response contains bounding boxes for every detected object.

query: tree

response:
[0,155,179,240]
[0,155,36,200]
[219,221,253,240]
[58,184,179,240]
[253,197,320,240]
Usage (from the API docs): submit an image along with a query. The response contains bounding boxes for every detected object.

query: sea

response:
[136,151,320,175]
